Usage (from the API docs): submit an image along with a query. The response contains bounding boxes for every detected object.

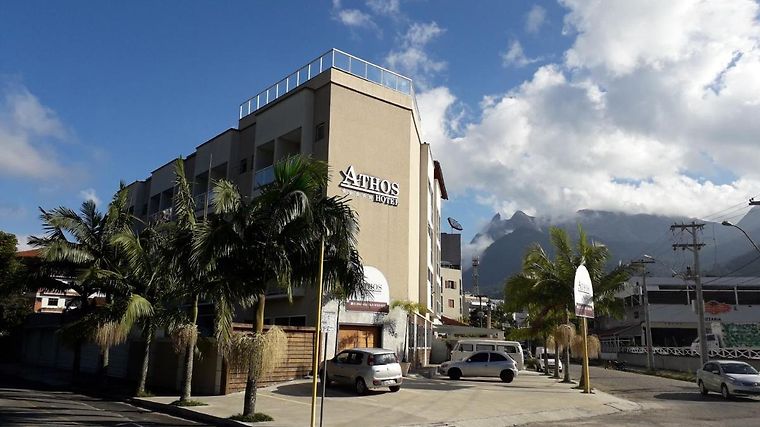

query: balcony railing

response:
[149,208,173,223]
[194,191,216,213]
[254,165,275,189]
[239,48,417,119]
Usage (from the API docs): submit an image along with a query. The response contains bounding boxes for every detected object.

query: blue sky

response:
[3,1,760,254]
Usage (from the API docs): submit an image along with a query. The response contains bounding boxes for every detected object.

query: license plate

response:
[382,379,396,385]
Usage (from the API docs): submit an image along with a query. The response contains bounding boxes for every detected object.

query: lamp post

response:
[721,220,760,255]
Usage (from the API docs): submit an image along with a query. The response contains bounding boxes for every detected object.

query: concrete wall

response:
[617,352,760,372]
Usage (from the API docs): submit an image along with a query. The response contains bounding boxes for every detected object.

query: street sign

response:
[321,310,337,333]
[574,265,594,318]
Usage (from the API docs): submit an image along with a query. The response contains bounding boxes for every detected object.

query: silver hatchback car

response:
[438,350,519,383]
[697,360,760,399]
[322,348,403,395]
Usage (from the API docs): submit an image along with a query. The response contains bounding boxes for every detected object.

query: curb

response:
[130,397,249,427]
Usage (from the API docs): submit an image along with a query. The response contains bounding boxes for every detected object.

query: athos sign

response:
[574,265,595,318]
[339,165,399,207]
[346,266,390,312]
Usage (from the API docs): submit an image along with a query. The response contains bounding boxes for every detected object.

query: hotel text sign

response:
[339,165,399,207]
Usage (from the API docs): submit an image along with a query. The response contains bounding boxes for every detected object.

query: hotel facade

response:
[125,49,448,362]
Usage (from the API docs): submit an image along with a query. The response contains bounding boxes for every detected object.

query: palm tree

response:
[504,225,630,383]
[30,186,135,378]
[193,155,365,418]
[112,223,182,395]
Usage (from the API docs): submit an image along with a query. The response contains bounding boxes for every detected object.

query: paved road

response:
[525,364,760,426]
[0,376,210,426]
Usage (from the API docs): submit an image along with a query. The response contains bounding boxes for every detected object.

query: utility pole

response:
[671,222,708,365]
[472,256,482,328]
[631,258,655,371]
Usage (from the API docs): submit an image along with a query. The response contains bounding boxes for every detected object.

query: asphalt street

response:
[0,376,210,426]
[525,364,760,426]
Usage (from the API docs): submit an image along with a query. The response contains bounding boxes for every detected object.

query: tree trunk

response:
[242,366,257,416]
[552,339,560,378]
[562,311,573,383]
[180,295,199,402]
[543,335,550,376]
[98,345,110,386]
[137,327,154,396]
[242,293,266,416]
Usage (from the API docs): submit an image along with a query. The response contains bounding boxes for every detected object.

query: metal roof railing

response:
[239,48,418,120]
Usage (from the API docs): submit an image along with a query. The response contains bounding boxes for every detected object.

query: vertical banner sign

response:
[574,265,595,318]
[574,265,594,394]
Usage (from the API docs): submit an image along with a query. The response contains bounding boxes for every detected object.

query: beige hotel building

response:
[125,49,449,362]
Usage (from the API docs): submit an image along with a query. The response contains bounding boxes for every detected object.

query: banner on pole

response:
[321,310,337,333]
[574,265,595,318]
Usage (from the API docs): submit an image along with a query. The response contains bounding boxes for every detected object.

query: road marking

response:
[260,393,311,406]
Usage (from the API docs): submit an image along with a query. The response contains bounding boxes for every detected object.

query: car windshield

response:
[373,353,398,365]
[722,363,758,375]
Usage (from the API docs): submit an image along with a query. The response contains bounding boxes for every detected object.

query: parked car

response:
[450,339,525,370]
[690,334,724,352]
[697,360,760,399]
[535,347,563,373]
[438,351,519,383]
[321,348,403,395]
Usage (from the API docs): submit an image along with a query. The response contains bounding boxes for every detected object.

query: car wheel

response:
[721,384,731,400]
[389,385,401,392]
[500,370,515,383]
[448,368,462,380]
[355,378,368,395]
[699,380,708,395]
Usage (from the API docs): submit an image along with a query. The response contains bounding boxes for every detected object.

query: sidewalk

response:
[136,371,641,426]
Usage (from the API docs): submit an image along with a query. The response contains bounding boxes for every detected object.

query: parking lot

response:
[146,370,639,426]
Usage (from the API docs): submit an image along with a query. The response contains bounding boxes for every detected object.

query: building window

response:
[428,268,433,283]
[448,299,455,308]
[445,280,456,289]
[239,158,248,174]
[315,123,326,141]
[47,298,59,307]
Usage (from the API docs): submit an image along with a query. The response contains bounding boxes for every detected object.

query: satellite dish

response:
[448,217,463,231]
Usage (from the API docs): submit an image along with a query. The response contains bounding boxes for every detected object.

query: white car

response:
[697,360,760,399]
[536,353,563,373]
[322,348,403,395]
[438,351,519,383]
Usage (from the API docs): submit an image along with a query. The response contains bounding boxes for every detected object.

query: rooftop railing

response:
[239,48,418,120]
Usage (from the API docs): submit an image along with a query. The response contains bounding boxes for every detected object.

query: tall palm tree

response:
[505,225,630,383]
[193,155,365,418]
[29,186,136,378]
[112,223,182,395]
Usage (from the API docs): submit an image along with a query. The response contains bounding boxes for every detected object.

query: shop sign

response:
[339,165,399,207]
[346,266,390,312]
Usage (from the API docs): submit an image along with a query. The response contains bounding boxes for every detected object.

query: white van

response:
[450,339,524,370]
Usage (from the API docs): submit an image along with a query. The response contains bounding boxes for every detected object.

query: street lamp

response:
[721,220,760,255]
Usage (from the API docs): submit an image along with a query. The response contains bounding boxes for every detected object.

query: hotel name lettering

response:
[339,165,399,207]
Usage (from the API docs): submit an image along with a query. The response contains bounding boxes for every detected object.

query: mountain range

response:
[461,207,760,297]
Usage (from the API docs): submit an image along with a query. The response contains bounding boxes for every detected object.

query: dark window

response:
[468,352,489,362]
[702,291,736,305]
[475,344,495,351]
[335,352,350,363]
[289,316,306,326]
[445,280,456,289]
[348,352,363,365]
[448,299,455,308]
[371,353,398,365]
[239,158,248,174]
[489,353,508,362]
[460,343,473,352]
[498,345,517,353]
[47,298,59,306]
[648,291,689,304]
[739,291,760,305]
[315,123,326,141]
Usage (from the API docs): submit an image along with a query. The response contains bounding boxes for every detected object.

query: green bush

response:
[170,399,208,407]
[230,413,274,422]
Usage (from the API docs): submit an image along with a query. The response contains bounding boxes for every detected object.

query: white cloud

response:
[336,9,375,27]
[0,85,69,179]
[366,0,400,16]
[525,5,547,34]
[502,40,541,67]
[422,0,760,221]
[386,22,446,87]
[79,188,100,205]
[14,234,34,251]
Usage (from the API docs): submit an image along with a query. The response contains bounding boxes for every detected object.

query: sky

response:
[3,0,760,255]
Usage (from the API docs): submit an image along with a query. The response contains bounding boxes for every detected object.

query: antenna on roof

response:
[448,217,463,233]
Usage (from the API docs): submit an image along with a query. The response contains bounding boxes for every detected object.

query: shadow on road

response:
[653,392,759,403]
